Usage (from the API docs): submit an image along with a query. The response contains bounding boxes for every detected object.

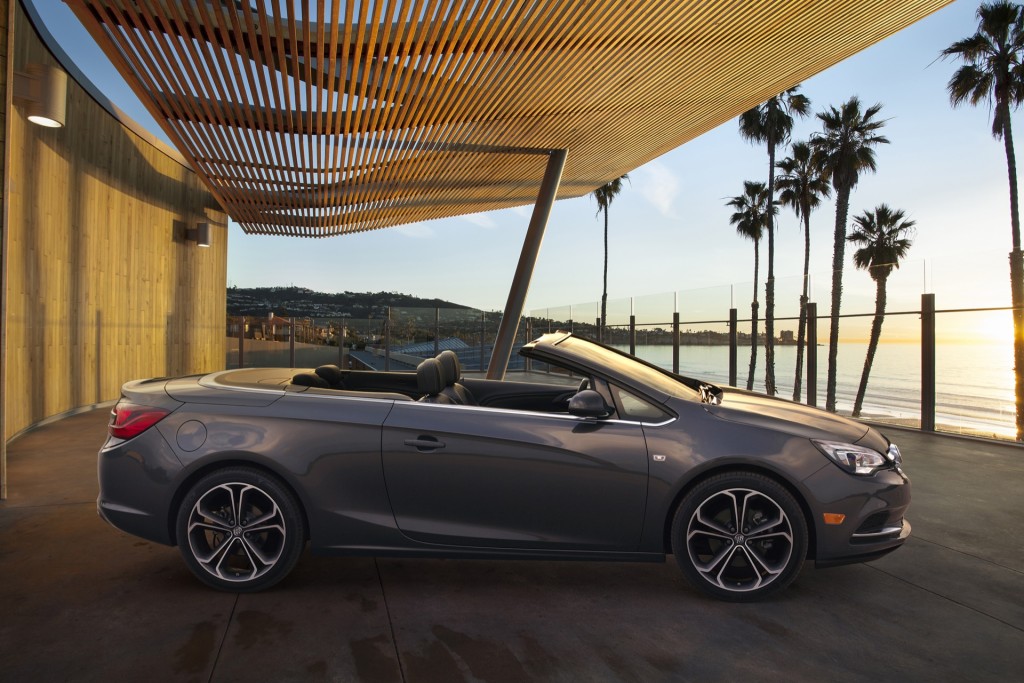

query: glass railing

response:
[226,252,1022,441]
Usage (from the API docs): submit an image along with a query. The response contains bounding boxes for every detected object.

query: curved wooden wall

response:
[2,0,227,446]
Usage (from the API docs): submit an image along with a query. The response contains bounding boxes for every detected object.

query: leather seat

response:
[416,358,456,404]
[314,364,346,388]
[292,372,329,388]
[436,350,477,405]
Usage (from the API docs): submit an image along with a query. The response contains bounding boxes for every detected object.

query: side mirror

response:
[568,390,611,419]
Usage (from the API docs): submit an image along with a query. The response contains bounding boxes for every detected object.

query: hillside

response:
[226,286,474,318]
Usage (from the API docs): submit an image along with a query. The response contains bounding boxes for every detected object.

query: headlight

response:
[886,443,903,467]
[812,440,889,475]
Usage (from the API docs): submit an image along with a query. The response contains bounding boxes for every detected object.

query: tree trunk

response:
[1002,114,1024,440]
[601,207,608,337]
[793,201,811,402]
[826,186,851,412]
[765,142,777,396]
[853,275,887,418]
[747,240,760,391]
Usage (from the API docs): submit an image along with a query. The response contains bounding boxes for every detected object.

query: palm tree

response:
[811,98,889,412]
[739,87,811,396]
[727,181,773,391]
[847,205,915,418]
[776,140,831,402]
[593,174,630,339]
[942,1,1024,440]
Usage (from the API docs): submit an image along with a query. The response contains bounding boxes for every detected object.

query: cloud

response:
[460,212,498,229]
[510,205,533,218]
[395,223,435,238]
[634,161,680,217]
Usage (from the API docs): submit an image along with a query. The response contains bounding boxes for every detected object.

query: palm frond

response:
[848,204,916,280]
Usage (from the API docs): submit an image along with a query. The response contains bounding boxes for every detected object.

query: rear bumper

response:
[96,430,183,546]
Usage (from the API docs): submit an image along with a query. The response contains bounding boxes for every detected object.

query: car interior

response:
[290,349,597,416]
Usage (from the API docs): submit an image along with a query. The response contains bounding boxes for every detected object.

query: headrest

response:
[315,364,345,387]
[416,358,445,395]
[437,350,461,386]
[292,372,329,388]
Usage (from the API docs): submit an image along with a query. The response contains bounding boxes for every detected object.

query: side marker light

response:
[823,513,846,526]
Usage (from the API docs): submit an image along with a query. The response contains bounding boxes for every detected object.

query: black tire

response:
[670,472,807,602]
[176,466,306,592]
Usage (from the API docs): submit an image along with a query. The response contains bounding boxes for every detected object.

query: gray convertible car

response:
[98,332,910,601]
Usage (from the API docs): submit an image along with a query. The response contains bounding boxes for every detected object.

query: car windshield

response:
[552,337,703,401]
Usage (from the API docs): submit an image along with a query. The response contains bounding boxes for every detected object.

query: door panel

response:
[462,377,579,412]
[381,402,649,550]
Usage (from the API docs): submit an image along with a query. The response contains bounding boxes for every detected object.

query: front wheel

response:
[670,472,807,601]
[176,467,306,592]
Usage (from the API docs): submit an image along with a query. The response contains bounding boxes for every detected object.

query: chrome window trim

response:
[396,399,678,427]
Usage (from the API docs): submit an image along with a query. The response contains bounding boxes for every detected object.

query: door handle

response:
[404,437,445,451]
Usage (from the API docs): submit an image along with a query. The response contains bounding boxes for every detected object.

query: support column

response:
[0,0,10,500]
[921,293,936,431]
[487,149,566,379]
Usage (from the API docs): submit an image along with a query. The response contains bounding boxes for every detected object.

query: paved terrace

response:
[0,409,1021,682]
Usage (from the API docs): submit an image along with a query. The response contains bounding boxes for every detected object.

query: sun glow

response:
[942,311,1016,345]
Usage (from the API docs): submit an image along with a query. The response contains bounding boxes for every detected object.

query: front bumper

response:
[802,463,911,567]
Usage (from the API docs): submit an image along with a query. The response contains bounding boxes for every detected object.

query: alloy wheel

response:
[685,487,795,594]
[185,482,287,583]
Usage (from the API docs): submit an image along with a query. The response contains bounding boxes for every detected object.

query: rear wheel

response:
[176,467,305,592]
[671,472,807,601]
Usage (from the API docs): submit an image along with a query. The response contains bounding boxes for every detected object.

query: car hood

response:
[703,389,872,443]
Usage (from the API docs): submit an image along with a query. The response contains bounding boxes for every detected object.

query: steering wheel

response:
[578,378,590,393]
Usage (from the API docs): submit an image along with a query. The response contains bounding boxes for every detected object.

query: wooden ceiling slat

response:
[67,0,951,235]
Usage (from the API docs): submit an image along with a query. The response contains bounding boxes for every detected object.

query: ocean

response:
[615,342,1017,439]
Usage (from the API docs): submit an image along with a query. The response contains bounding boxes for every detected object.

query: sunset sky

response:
[33,0,1024,342]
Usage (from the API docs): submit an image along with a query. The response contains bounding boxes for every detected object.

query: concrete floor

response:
[1,408,1021,682]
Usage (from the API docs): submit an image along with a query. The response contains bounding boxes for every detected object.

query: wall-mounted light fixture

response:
[13,64,67,128]
[186,222,212,247]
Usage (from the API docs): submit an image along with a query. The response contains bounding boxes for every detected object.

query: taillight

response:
[109,402,171,439]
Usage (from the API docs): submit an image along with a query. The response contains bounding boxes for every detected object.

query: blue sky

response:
[33,0,1023,326]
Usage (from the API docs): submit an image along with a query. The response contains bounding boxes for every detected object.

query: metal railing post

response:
[922,294,936,431]
[525,318,533,372]
[238,316,245,369]
[596,317,601,343]
[340,324,347,368]
[629,315,636,355]
[289,317,296,367]
[384,308,391,372]
[433,307,440,357]
[480,312,486,372]
[807,302,817,407]
[729,308,737,387]
[672,311,680,374]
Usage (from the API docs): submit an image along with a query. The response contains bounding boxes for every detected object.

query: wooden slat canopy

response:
[64,0,950,237]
